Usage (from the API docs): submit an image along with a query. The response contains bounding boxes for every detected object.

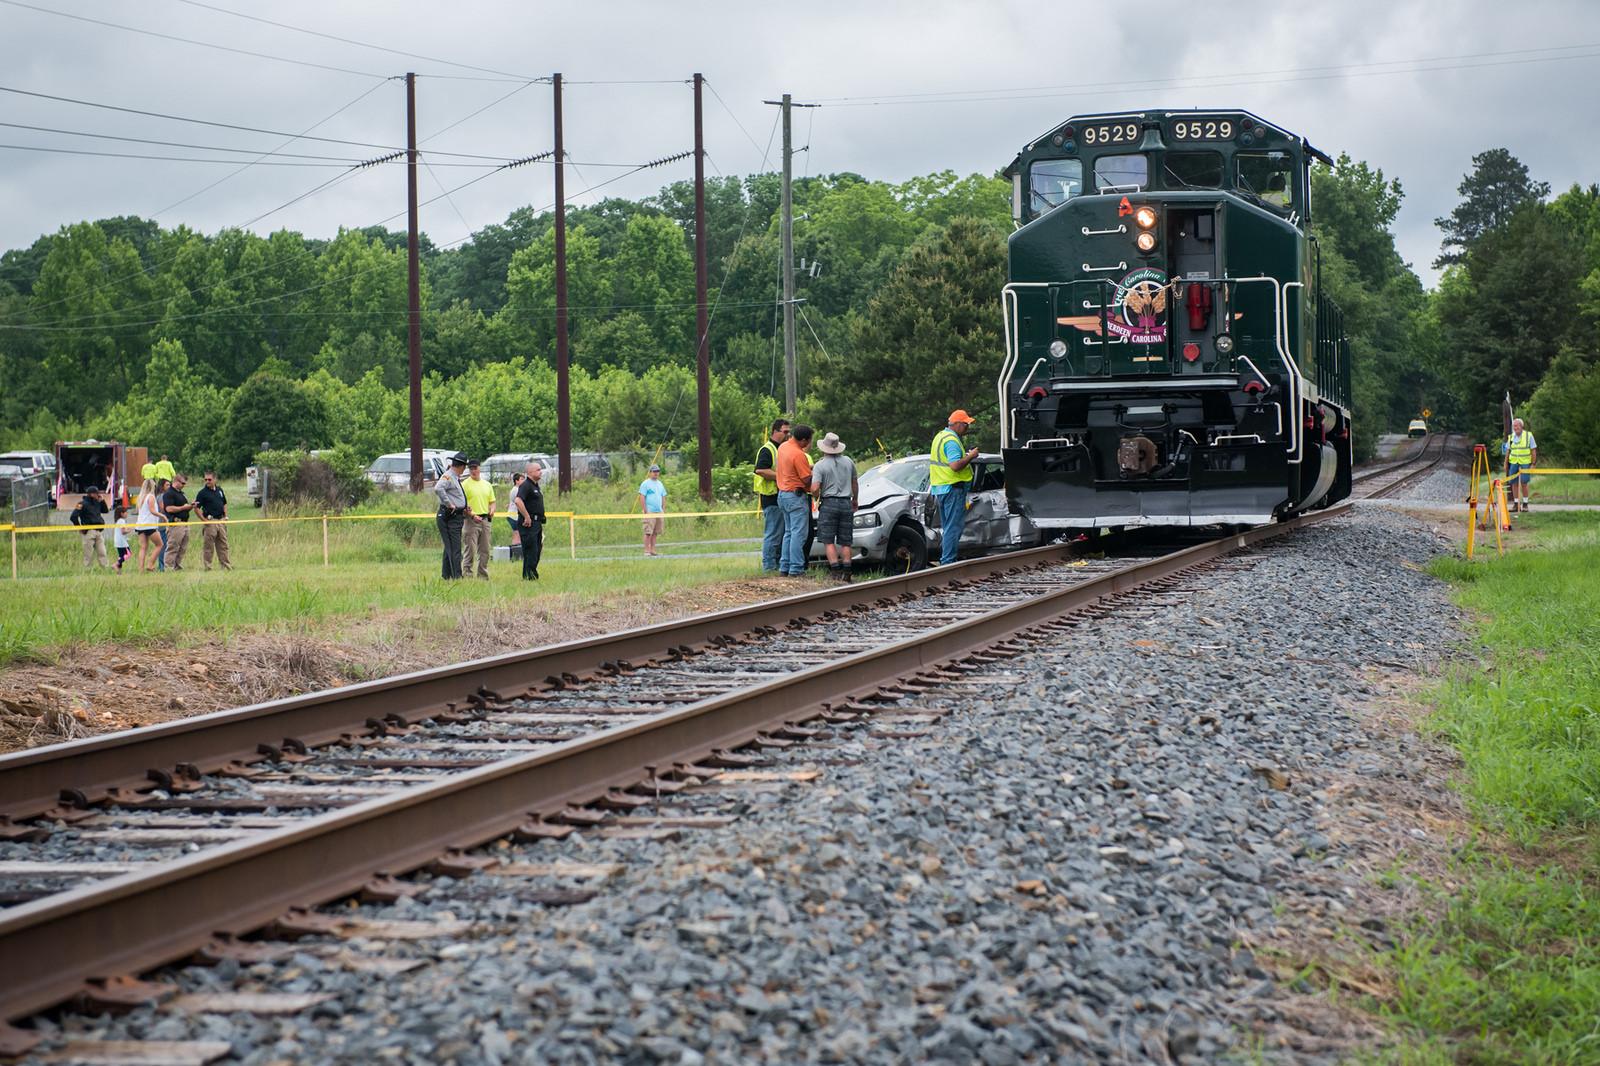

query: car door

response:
[961,461,1008,548]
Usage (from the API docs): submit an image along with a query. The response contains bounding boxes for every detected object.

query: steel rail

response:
[1356,433,1454,499]
[0,505,1348,1023]
[0,540,1095,820]
[1350,434,1429,485]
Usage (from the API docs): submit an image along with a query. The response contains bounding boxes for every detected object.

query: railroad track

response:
[0,506,1350,1052]
[1352,432,1455,499]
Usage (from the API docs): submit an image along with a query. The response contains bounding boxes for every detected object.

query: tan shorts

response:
[642,515,664,535]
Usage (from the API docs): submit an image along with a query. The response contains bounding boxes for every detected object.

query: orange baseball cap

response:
[948,409,975,424]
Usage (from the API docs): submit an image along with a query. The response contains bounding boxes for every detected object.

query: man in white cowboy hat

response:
[809,432,859,581]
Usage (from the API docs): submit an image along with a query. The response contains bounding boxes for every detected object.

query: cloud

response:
[1,0,1596,287]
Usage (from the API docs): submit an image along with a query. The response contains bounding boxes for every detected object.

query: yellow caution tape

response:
[7,507,756,534]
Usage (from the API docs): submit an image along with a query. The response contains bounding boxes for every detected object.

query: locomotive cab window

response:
[1093,153,1148,192]
[1163,151,1223,189]
[1028,158,1083,215]
[1237,152,1296,213]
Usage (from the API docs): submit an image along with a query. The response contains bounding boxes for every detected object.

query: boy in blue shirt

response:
[638,464,667,556]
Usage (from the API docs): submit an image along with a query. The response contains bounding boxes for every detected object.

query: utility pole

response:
[553,72,571,495]
[405,72,423,494]
[779,94,796,415]
[762,94,818,415]
[693,73,712,503]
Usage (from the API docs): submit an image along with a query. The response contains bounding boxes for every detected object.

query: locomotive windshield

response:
[1163,151,1224,189]
[1237,152,1295,212]
[1093,153,1147,192]
[1029,158,1083,213]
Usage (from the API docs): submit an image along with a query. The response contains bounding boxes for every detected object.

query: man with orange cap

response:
[929,410,980,566]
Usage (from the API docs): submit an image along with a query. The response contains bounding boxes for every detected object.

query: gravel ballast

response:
[23,509,1464,1065]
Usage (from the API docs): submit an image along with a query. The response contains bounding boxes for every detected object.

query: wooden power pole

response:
[405,73,423,493]
[553,73,571,494]
[693,74,711,503]
[762,94,817,415]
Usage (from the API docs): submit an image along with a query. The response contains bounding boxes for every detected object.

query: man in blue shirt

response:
[929,409,980,566]
[638,464,667,556]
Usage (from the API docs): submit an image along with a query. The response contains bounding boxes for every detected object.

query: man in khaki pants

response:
[461,459,496,579]
[161,474,199,571]
[194,470,232,571]
[71,488,110,569]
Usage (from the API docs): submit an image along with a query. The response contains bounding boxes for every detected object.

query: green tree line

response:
[5,151,1584,474]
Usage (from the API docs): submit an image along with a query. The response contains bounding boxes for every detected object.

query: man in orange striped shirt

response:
[775,424,815,576]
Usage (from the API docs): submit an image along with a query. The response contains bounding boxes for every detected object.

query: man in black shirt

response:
[194,470,232,572]
[70,488,109,569]
[512,461,547,580]
[162,474,199,571]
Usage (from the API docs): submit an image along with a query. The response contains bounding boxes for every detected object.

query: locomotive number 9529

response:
[1169,119,1236,141]
[1081,122,1139,146]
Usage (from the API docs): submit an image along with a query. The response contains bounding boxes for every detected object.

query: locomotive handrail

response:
[1227,275,1301,464]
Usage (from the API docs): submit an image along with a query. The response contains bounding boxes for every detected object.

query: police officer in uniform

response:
[434,453,469,579]
[929,409,980,566]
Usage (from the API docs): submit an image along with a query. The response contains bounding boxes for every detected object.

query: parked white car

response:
[365,449,456,491]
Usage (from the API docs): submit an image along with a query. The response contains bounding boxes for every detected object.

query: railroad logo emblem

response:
[1109,267,1169,344]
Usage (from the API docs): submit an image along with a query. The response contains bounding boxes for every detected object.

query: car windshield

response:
[370,456,408,474]
[860,460,929,496]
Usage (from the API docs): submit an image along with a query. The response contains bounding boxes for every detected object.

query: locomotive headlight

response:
[1133,206,1158,230]
[1135,231,1158,253]
[1049,339,1068,358]
[1214,334,1235,354]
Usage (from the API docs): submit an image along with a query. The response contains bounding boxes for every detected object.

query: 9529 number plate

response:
[1080,121,1139,146]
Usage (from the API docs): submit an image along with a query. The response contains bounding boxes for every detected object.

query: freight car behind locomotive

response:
[997,109,1353,528]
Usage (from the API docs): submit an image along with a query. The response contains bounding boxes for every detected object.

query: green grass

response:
[1527,474,1600,505]
[1372,512,1600,1062]
[0,476,772,664]
[0,553,767,666]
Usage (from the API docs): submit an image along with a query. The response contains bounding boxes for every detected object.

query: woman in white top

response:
[134,478,163,573]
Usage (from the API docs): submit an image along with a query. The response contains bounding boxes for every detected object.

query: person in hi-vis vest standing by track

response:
[753,418,791,573]
[929,410,979,566]
[1503,417,1537,512]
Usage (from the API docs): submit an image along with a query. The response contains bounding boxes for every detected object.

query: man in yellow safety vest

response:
[1503,417,1537,512]
[753,418,791,573]
[929,409,980,566]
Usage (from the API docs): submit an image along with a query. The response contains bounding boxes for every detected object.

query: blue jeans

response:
[937,486,969,565]
[778,492,809,574]
[157,527,168,571]
[760,499,783,571]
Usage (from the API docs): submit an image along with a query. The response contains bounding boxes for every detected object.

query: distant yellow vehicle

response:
[1407,419,1428,438]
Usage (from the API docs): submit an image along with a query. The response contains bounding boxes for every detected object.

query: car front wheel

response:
[885,523,928,573]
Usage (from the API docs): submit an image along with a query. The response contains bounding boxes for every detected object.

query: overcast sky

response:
[3,0,1597,287]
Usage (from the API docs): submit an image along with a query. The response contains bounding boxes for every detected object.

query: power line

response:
[0,142,367,166]
[0,122,377,162]
[166,0,545,82]
[6,162,666,333]
[153,79,392,218]
[419,80,541,146]
[0,0,389,80]
[0,84,506,160]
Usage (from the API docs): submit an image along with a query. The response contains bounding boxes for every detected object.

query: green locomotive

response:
[998,109,1353,527]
